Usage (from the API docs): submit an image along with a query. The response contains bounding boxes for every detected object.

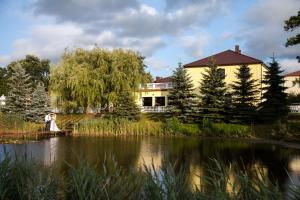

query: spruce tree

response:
[259,58,289,122]
[4,64,32,120]
[231,65,259,123]
[28,82,50,122]
[168,62,197,122]
[112,91,140,120]
[199,58,227,121]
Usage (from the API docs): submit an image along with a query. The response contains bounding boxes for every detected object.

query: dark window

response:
[217,68,225,79]
[155,97,166,106]
[142,97,152,106]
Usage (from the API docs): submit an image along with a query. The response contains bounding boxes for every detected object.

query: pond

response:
[1,136,300,193]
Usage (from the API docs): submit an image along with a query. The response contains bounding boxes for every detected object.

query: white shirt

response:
[45,114,51,123]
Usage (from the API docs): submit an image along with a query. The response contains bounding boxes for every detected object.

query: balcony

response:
[141,106,168,113]
[140,82,173,90]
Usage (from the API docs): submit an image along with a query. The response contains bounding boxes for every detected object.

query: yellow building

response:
[136,45,268,112]
[284,71,300,95]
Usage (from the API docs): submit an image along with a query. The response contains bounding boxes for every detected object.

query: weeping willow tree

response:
[50,47,151,113]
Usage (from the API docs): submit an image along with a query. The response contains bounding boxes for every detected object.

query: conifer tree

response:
[28,82,50,122]
[199,58,227,121]
[231,65,259,123]
[3,64,32,120]
[168,62,196,122]
[259,58,289,122]
[112,91,140,120]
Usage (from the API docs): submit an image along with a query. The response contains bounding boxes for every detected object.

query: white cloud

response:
[180,32,211,58]
[280,58,300,73]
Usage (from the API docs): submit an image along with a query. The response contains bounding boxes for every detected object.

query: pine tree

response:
[28,82,50,122]
[199,58,227,121]
[3,64,32,120]
[112,91,140,120]
[259,58,289,122]
[231,65,260,123]
[167,62,197,122]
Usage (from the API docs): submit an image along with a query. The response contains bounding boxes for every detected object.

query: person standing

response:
[45,113,51,131]
[50,113,60,132]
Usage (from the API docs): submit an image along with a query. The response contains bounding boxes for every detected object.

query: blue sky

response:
[0,0,299,77]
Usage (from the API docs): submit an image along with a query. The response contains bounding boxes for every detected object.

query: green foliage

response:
[199,58,227,121]
[0,68,8,96]
[111,91,140,120]
[284,11,300,62]
[50,47,151,113]
[3,64,32,120]
[168,62,197,122]
[231,65,260,123]
[0,152,60,200]
[201,118,250,137]
[7,55,50,90]
[0,154,293,200]
[74,118,164,136]
[163,117,200,136]
[259,58,289,122]
[28,82,50,122]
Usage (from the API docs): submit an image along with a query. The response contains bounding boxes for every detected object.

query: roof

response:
[154,76,172,83]
[184,50,263,68]
[284,70,300,77]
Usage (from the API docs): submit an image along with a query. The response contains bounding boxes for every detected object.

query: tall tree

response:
[0,68,8,96]
[199,58,227,121]
[111,91,140,120]
[3,64,32,120]
[50,47,151,113]
[284,11,300,86]
[7,55,50,90]
[259,58,289,122]
[168,62,196,122]
[28,82,50,122]
[231,65,260,123]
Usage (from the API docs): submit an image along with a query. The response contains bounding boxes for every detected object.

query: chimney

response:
[235,45,241,53]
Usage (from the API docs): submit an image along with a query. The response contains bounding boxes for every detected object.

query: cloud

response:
[280,58,300,73]
[237,0,300,61]
[180,32,211,58]
[0,23,165,66]
[33,0,139,23]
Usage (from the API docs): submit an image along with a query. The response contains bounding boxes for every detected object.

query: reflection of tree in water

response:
[161,138,294,191]
[53,136,142,173]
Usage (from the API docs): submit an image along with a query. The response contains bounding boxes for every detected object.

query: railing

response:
[140,82,173,90]
[289,104,300,113]
[141,106,168,113]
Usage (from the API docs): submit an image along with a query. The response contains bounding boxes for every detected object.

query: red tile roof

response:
[284,70,300,77]
[184,50,263,68]
[154,76,172,83]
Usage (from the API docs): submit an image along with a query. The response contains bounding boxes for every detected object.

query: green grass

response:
[0,153,298,200]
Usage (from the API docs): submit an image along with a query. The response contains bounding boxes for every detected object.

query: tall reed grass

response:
[0,112,42,136]
[74,118,165,136]
[0,152,298,200]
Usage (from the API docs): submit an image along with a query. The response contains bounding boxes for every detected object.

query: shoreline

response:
[2,132,300,150]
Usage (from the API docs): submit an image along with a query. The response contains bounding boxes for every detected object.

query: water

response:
[1,136,300,192]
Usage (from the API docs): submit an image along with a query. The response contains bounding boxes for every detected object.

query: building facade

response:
[284,71,300,95]
[136,45,268,112]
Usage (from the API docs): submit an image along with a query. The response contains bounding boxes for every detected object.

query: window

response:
[155,97,166,106]
[142,97,152,106]
[217,68,225,79]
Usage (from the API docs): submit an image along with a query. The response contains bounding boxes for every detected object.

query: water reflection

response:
[1,136,300,194]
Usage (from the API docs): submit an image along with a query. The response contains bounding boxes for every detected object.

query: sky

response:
[0,0,299,77]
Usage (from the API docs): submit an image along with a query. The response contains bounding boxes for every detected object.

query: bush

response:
[200,118,250,137]
[163,117,200,136]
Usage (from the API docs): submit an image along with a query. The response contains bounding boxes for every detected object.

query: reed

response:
[73,118,165,136]
[0,112,42,135]
[0,153,297,200]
